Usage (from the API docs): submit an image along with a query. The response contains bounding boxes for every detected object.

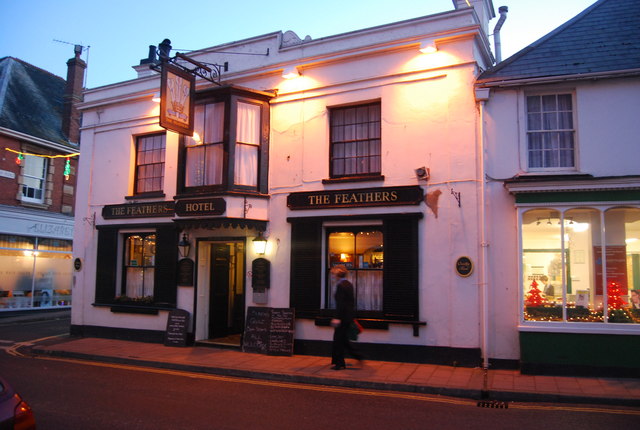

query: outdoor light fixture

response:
[178,233,191,258]
[253,232,267,255]
[282,66,301,79]
[419,39,438,54]
[151,92,161,103]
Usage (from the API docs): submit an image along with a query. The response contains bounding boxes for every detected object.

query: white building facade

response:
[72,0,523,367]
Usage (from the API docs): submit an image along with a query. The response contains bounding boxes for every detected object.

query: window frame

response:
[177,86,272,196]
[325,226,385,315]
[121,232,156,300]
[21,153,48,204]
[329,101,382,180]
[518,203,640,330]
[134,133,166,195]
[522,91,578,172]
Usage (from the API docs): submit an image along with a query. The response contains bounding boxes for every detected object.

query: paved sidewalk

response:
[23,336,640,407]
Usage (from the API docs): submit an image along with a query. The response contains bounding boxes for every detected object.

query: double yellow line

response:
[13,346,639,417]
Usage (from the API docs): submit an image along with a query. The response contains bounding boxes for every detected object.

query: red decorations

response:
[607,281,627,310]
[525,280,545,307]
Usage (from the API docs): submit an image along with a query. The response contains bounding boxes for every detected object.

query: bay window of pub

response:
[121,232,156,301]
[330,102,381,179]
[326,227,383,314]
[181,95,267,194]
[134,133,166,195]
[526,93,575,171]
[521,206,640,324]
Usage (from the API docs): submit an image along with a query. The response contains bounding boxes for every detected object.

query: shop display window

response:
[521,207,640,324]
[0,234,72,310]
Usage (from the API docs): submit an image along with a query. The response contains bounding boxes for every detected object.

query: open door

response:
[208,241,245,343]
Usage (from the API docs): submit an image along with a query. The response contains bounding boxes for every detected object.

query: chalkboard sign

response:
[164,309,190,347]
[251,258,270,291]
[177,258,194,286]
[243,307,295,356]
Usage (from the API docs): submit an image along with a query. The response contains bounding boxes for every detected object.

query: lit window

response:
[122,233,156,300]
[327,228,384,311]
[521,207,640,324]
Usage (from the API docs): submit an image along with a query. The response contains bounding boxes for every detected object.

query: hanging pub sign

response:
[160,64,195,136]
[287,185,423,210]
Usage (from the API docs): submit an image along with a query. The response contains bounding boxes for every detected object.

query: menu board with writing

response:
[164,309,190,347]
[243,307,295,356]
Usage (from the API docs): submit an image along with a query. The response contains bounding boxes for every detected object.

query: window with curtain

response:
[526,94,575,169]
[327,228,383,311]
[235,101,260,187]
[135,133,166,194]
[330,102,381,178]
[22,154,47,203]
[185,102,224,187]
[123,233,156,300]
[521,206,640,324]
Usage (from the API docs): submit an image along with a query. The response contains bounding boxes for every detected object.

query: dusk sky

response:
[1,0,597,89]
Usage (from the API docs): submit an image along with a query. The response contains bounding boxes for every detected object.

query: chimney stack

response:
[62,45,87,145]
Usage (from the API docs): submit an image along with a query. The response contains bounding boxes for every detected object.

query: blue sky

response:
[1,0,597,89]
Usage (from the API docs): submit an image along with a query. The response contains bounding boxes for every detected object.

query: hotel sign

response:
[175,198,226,217]
[287,186,423,210]
[160,64,195,136]
[102,202,175,219]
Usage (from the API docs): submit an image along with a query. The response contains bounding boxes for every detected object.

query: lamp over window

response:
[282,66,301,79]
[253,232,267,255]
[419,39,438,54]
[178,233,191,258]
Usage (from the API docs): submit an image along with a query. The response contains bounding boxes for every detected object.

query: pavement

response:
[4,309,640,407]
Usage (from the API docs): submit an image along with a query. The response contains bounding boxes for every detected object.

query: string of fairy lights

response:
[5,148,79,180]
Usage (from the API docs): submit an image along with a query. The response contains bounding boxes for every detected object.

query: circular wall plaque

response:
[74,257,82,272]
[455,256,473,277]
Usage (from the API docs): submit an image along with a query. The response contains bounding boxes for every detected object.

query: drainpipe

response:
[475,87,490,370]
[493,6,509,63]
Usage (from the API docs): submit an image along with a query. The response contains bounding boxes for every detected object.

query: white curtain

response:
[235,102,260,186]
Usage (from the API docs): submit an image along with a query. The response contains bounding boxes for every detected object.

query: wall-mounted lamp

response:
[253,232,267,255]
[415,166,430,181]
[282,66,301,79]
[419,39,438,54]
[178,233,191,258]
[151,92,161,103]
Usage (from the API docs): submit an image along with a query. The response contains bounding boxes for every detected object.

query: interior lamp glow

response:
[253,232,267,255]
[419,39,438,54]
[282,66,301,79]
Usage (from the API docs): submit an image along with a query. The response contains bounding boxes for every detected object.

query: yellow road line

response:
[29,354,640,416]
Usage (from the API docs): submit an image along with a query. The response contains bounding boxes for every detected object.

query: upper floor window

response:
[179,86,271,195]
[22,154,47,203]
[330,102,381,179]
[526,94,575,170]
[135,134,166,194]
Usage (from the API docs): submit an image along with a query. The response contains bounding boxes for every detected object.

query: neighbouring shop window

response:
[327,229,383,311]
[22,154,48,203]
[185,103,224,187]
[521,206,640,324]
[289,215,419,320]
[526,93,575,170]
[0,234,72,310]
[330,102,381,178]
[122,233,155,300]
[134,133,166,194]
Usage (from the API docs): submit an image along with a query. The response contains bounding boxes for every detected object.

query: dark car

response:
[0,374,35,430]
